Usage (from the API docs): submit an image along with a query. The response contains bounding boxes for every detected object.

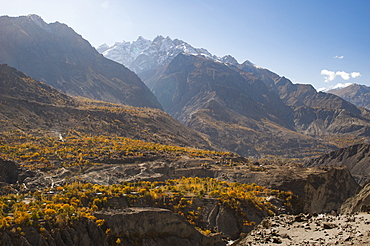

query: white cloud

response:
[321,69,336,82]
[351,72,361,78]
[321,69,361,82]
[334,55,344,59]
[321,69,335,82]
[336,71,350,80]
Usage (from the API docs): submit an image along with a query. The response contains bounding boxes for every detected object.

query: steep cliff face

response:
[302,168,360,213]
[95,208,224,246]
[306,143,370,185]
[341,182,370,214]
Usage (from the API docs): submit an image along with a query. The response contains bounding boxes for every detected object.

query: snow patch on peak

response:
[318,82,354,92]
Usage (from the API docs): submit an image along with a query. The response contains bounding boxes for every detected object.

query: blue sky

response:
[1,0,369,90]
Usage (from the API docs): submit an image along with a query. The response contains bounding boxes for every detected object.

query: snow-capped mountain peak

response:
[97,35,238,74]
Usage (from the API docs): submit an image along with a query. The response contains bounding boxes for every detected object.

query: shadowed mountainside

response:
[0,15,161,109]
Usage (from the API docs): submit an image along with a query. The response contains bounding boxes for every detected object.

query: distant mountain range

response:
[2,15,370,158]
[0,15,161,109]
[99,36,370,157]
[328,84,370,110]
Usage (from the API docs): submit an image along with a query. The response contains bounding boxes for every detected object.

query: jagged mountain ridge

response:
[98,35,241,89]
[0,15,161,109]
[98,35,238,75]
[328,84,370,110]
[0,64,212,150]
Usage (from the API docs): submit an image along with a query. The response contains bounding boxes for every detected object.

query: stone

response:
[322,223,337,229]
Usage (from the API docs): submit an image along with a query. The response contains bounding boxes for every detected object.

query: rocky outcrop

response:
[341,182,370,214]
[234,213,370,245]
[0,157,20,184]
[190,197,271,239]
[95,208,224,246]
[302,168,360,213]
[306,143,370,185]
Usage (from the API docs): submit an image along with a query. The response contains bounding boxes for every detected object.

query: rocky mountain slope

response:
[150,53,338,157]
[234,62,370,137]
[151,53,370,157]
[0,15,161,108]
[328,83,370,110]
[100,36,370,158]
[306,143,370,185]
[0,64,211,150]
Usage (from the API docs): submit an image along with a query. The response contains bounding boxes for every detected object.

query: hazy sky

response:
[1,0,369,90]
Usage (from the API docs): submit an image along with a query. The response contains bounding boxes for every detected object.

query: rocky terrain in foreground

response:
[235,181,370,245]
[234,213,370,245]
